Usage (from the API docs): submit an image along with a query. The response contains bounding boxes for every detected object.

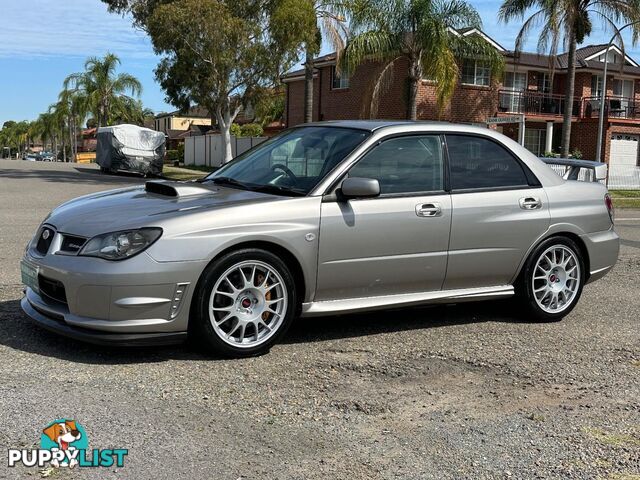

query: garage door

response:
[610,134,639,166]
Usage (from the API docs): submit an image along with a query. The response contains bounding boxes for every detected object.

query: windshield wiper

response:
[209,176,250,190]
[250,184,306,197]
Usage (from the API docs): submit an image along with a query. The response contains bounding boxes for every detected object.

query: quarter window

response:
[462,60,491,86]
[348,136,444,194]
[446,135,529,190]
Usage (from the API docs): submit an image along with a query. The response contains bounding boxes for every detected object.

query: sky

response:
[1,0,640,127]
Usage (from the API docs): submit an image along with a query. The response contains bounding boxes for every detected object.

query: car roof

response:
[301,120,450,131]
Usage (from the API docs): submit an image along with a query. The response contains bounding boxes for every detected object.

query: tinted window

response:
[348,136,444,194]
[446,135,529,190]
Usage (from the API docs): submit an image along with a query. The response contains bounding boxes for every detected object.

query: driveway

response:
[0,159,638,479]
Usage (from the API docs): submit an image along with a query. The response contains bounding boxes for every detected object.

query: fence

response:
[184,134,267,168]
[547,162,640,190]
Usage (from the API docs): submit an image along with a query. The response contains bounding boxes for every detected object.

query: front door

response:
[316,135,451,301]
[443,134,550,289]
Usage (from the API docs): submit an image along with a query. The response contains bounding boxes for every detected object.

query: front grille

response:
[35,226,55,255]
[60,234,87,254]
[38,275,68,305]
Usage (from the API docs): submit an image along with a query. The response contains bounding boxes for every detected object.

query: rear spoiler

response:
[539,157,607,182]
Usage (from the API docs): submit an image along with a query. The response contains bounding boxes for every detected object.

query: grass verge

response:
[162,165,216,181]
[610,190,640,209]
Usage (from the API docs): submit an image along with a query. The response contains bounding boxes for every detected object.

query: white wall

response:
[184,134,267,167]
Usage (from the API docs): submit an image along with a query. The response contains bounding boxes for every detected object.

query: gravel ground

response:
[0,160,638,479]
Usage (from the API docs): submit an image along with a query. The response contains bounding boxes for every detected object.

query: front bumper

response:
[21,292,186,346]
[20,248,207,345]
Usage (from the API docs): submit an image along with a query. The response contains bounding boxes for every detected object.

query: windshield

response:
[204,126,370,195]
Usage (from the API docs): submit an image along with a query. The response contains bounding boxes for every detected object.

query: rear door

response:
[316,135,451,301]
[443,134,550,290]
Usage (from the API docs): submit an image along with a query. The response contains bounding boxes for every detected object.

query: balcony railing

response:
[498,90,581,117]
[583,96,640,120]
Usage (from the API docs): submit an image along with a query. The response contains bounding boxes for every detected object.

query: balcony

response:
[583,96,640,120]
[498,90,581,117]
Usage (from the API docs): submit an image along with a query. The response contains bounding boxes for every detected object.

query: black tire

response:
[515,236,586,322]
[190,248,297,357]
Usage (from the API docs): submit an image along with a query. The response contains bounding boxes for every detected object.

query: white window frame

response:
[461,60,491,87]
[331,66,349,90]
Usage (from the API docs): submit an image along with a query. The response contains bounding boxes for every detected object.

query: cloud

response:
[0,0,155,59]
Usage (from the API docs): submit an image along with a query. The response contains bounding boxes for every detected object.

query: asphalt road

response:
[0,159,638,479]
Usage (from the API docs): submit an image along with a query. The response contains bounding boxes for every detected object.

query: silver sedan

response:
[21,121,619,357]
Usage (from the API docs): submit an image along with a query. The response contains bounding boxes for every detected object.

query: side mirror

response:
[340,177,380,199]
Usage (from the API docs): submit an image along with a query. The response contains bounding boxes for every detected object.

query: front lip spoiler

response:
[21,296,187,347]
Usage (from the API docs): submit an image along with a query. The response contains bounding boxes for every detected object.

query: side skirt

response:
[300,285,514,317]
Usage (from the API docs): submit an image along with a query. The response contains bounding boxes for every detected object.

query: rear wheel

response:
[190,249,297,357]
[516,236,585,322]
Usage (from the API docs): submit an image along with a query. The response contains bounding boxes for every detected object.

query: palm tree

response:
[64,53,142,128]
[343,0,504,120]
[499,0,640,157]
[109,97,154,126]
[303,1,350,123]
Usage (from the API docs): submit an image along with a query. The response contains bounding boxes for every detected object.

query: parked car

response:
[37,151,56,162]
[24,153,38,161]
[20,121,619,357]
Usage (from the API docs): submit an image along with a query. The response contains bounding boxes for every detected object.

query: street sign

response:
[485,114,525,146]
[486,115,524,124]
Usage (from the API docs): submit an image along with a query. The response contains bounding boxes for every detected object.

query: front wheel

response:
[190,249,297,357]
[516,236,585,322]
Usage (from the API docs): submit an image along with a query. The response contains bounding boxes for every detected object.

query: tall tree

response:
[145,0,314,162]
[64,53,142,128]
[302,1,350,123]
[344,0,504,120]
[499,0,640,157]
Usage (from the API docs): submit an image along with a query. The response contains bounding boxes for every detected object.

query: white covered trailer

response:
[97,124,166,175]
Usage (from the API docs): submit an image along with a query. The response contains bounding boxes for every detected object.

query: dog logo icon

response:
[41,420,87,468]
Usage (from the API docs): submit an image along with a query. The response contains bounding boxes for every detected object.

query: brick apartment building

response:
[283,28,640,169]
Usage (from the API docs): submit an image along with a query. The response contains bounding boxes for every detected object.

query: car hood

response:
[46,181,285,238]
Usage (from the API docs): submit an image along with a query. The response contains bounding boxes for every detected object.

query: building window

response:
[461,60,491,86]
[538,72,551,93]
[524,129,547,156]
[331,66,349,90]
[591,75,603,98]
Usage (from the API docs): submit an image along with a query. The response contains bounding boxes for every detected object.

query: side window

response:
[348,136,444,194]
[446,135,529,190]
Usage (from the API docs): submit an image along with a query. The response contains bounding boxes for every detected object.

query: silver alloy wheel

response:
[532,244,581,314]
[208,260,288,348]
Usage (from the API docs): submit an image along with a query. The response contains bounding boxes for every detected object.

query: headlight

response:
[79,228,162,260]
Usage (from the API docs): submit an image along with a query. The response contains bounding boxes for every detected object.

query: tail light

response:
[605,193,615,224]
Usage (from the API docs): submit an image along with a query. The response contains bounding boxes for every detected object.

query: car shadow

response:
[284,300,526,344]
[0,297,526,365]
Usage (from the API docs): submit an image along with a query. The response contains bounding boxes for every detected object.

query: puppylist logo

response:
[8,419,128,469]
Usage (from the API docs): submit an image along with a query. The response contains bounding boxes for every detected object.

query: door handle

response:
[519,197,542,210]
[415,202,442,217]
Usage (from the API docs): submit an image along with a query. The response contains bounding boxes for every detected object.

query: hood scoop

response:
[145,180,213,198]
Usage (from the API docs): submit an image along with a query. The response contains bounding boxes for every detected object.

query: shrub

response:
[230,123,242,137]
[542,151,556,158]
[166,149,179,161]
[240,123,264,137]
[570,148,583,160]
